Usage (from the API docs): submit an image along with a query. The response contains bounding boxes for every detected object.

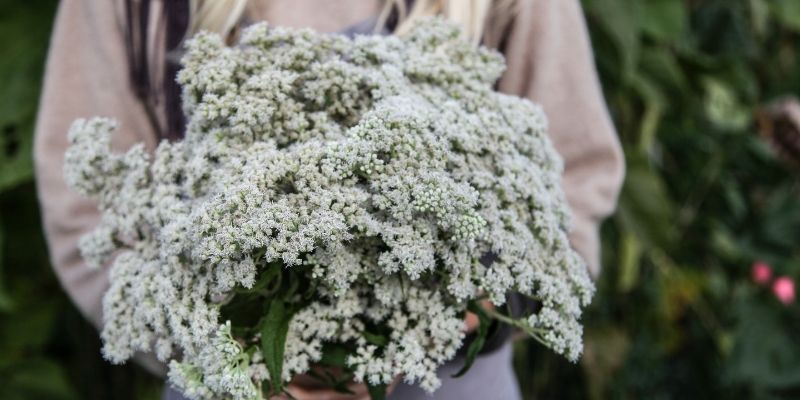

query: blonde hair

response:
[188,0,249,37]
[188,0,516,45]
[385,0,492,45]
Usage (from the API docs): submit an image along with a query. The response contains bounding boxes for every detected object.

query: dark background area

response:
[2,0,799,399]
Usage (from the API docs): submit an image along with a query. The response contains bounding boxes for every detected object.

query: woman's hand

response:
[273,381,369,400]
[270,374,401,400]
[270,297,493,400]
[464,298,495,333]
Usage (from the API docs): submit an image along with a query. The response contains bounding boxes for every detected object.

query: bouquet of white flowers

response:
[64,18,594,399]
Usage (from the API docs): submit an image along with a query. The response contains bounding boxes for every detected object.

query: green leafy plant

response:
[0,1,161,399]
[515,1,800,399]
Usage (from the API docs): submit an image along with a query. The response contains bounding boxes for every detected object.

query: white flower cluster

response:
[282,284,463,393]
[64,18,594,399]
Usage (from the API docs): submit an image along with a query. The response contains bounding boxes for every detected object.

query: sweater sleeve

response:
[34,0,158,336]
[495,0,625,276]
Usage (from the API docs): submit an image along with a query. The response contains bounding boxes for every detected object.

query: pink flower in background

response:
[772,276,796,305]
[751,261,772,285]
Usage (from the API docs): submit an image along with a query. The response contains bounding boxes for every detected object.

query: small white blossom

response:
[64,18,594,398]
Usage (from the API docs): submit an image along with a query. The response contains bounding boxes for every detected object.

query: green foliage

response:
[452,299,491,378]
[515,0,800,399]
[2,0,799,399]
[0,0,50,190]
[261,300,293,394]
[0,1,161,399]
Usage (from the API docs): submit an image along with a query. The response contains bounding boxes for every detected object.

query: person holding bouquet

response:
[35,1,623,399]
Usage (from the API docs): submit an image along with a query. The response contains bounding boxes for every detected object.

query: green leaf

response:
[0,224,11,312]
[629,73,666,153]
[583,0,642,78]
[639,48,687,94]
[769,0,800,31]
[0,300,58,350]
[367,382,387,400]
[722,180,747,220]
[616,153,677,251]
[286,268,301,297]
[221,290,273,337]
[234,261,280,295]
[330,376,357,396]
[702,77,752,131]
[639,0,687,42]
[0,2,53,191]
[710,226,743,262]
[617,232,643,293]
[303,368,356,395]
[320,343,350,368]
[749,0,770,37]
[362,331,389,347]
[452,300,490,378]
[581,326,630,399]
[727,298,800,388]
[260,300,294,394]
[0,358,80,400]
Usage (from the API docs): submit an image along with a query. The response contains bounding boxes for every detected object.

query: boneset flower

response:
[64,19,594,399]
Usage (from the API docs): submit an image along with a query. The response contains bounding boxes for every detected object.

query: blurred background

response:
[2,0,799,399]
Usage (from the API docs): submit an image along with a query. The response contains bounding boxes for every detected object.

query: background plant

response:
[1,0,798,399]
[515,1,800,399]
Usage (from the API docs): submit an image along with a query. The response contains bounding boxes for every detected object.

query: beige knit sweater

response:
[35,0,624,349]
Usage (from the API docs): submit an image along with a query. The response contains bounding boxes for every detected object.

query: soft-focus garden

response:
[1,0,799,399]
